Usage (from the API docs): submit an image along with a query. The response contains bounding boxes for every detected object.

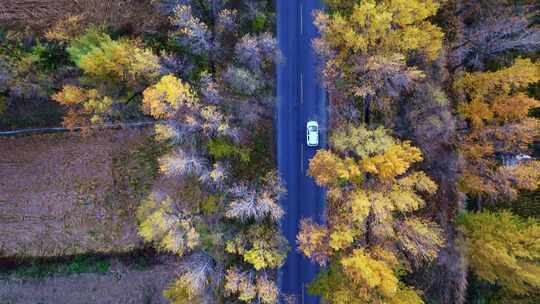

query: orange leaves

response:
[319,0,443,61]
[329,224,357,252]
[458,94,539,129]
[303,126,441,303]
[456,58,540,129]
[492,94,539,123]
[396,218,444,267]
[311,136,423,186]
[52,85,113,131]
[456,58,540,200]
[350,190,371,223]
[455,58,540,104]
[68,29,160,87]
[498,161,540,194]
[52,28,162,132]
[457,98,493,129]
[51,84,86,105]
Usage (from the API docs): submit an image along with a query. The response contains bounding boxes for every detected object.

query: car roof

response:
[307,121,318,127]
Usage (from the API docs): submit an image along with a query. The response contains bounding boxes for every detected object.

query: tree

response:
[225,181,285,222]
[53,28,161,130]
[313,0,444,123]
[299,125,442,303]
[134,1,285,303]
[222,66,262,96]
[226,224,288,271]
[164,253,216,304]
[224,267,257,302]
[297,219,332,266]
[255,273,280,304]
[158,148,209,178]
[142,75,198,119]
[448,0,540,70]
[224,268,279,304]
[234,33,279,72]
[0,35,58,127]
[137,192,201,256]
[68,28,160,88]
[170,5,213,56]
[457,211,540,299]
[308,258,424,304]
[52,85,113,130]
[455,58,540,202]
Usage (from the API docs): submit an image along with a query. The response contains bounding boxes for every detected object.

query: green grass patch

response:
[207,137,251,163]
[2,255,111,279]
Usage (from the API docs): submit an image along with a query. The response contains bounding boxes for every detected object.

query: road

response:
[277,0,327,303]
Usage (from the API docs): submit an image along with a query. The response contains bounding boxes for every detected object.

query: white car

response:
[306,121,319,147]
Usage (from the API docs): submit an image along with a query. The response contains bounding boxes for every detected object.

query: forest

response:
[0,0,539,304]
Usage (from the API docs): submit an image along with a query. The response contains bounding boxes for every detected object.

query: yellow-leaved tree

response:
[52,28,160,131]
[142,74,198,119]
[314,0,444,122]
[298,125,443,303]
[457,211,540,302]
[52,85,113,131]
[455,58,540,203]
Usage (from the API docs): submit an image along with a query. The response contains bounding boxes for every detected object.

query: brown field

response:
[0,257,179,304]
[0,128,157,257]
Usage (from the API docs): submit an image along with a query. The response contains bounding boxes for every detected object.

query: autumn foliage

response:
[457,211,540,300]
[314,0,444,122]
[299,125,443,303]
[456,58,540,201]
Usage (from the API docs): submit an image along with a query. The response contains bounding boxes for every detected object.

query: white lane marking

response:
[300,73,303,104]
[300,144,304,173]
[300,3,303,35]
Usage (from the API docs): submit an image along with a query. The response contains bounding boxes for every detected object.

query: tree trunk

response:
[363,95,371,125]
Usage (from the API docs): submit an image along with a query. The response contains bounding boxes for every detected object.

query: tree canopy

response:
[299,125,443,303]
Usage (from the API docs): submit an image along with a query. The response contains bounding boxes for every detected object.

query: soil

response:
[0,256,179,304]
[0,128,154,257]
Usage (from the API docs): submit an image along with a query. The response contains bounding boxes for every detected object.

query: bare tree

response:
[159,148,209,178]
[170,5,213,55]
[450,3,540,70]
[225,176,285,223]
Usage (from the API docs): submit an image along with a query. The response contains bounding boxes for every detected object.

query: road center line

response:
[300,3,303,35]
[300,73,304,104]
[300,144,304,173]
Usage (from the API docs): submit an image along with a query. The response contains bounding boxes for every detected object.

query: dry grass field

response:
[0,128,158,257]
[0,256,180,304]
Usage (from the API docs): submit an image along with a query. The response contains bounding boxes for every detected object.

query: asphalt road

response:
[277,0,327,303]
